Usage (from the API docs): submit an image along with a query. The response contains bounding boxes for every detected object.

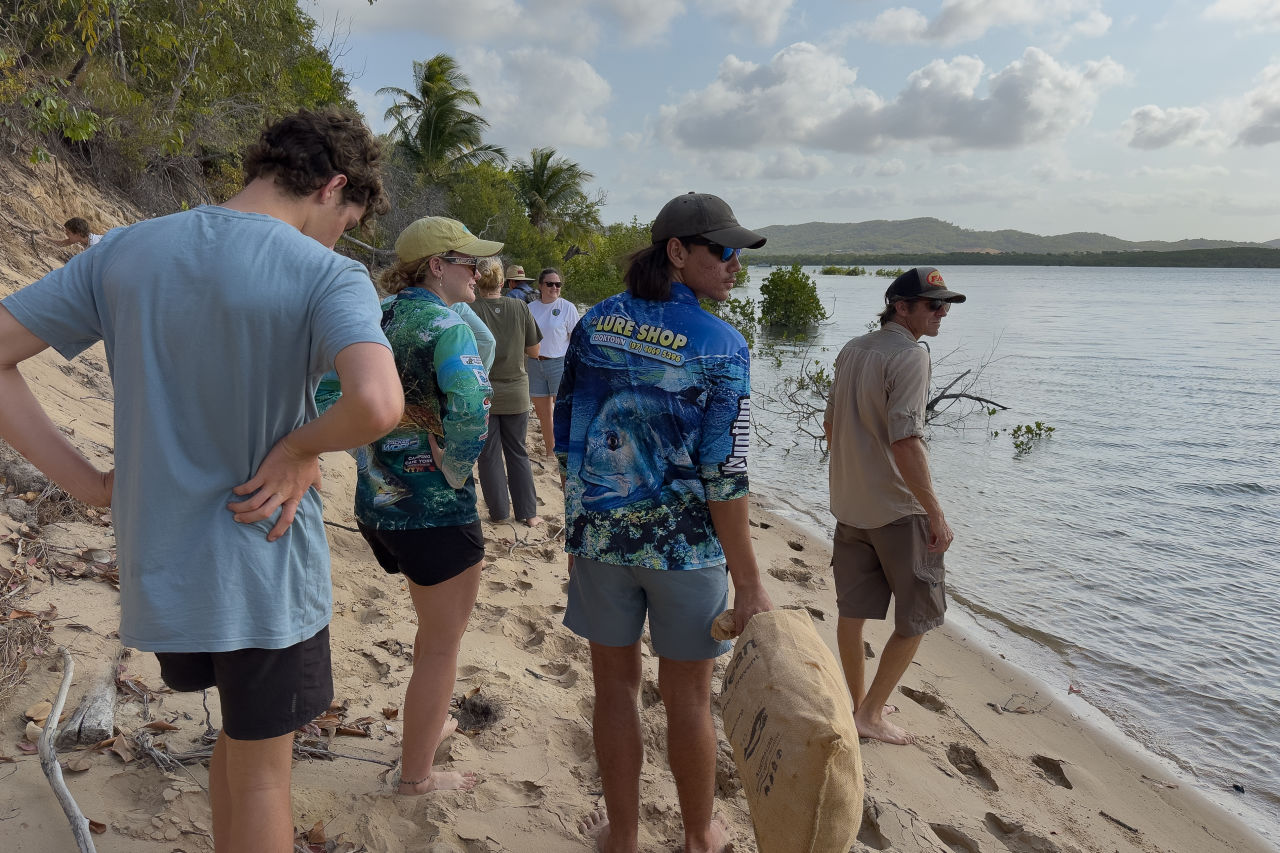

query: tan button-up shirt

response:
[824,322,931,529]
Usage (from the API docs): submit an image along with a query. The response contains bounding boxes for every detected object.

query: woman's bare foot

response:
[854,709,915,744]
[397,768,478,795]
[688,815,734,853]
[520,515,543,528]
[579,809,610,852]
[440,715,459,741]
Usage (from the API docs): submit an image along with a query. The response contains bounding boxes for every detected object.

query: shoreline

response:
[750,486,1277,851]
[0,341,1274,850]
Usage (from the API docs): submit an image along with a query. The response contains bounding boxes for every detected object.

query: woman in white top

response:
[526,268,580,456]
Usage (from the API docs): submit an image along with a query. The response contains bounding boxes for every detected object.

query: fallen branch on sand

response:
[38,648,97,852]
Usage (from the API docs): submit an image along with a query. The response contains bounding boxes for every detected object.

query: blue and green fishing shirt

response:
[319,288,492,529]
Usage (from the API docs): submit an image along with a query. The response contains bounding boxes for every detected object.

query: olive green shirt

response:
[472,296,542,415]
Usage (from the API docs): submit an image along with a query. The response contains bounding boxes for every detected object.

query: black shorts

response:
[155,626,332,740]
[357,520,485,587]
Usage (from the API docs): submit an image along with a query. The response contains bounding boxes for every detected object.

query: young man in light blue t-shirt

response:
[0,109,403,852]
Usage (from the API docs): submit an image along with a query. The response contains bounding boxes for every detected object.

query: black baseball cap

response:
[885,267,966,304]
[651,192,766,249]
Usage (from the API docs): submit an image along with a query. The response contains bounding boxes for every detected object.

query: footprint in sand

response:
[769,566,813,584]
[900,685,948,713]
[946,743,999,792]
[984,813,1076,853]
[1031,754,1073,789]
[929,823,982,853]
[787,538,804,551]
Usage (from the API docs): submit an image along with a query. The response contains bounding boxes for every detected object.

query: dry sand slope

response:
[0,154,1273,853]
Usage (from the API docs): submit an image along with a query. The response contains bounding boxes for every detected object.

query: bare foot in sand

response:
[397,768,478,795]
[687,816,735,853]
[521,515,543,528]
[883,703,900,715]
[579,809,611,852]
[854,710,915,745]
[439,715,458,741]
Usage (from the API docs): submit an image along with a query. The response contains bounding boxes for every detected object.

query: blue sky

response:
[307,0,1280,242]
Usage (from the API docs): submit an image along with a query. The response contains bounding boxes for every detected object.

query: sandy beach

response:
[1,159,1275,853]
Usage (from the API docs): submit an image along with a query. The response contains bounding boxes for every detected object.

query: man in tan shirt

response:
[823,267,965,744]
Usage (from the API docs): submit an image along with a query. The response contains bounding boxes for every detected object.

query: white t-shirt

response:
[528,297,580,358]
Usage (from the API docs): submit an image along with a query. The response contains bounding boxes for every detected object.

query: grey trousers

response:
[478,411,538,521]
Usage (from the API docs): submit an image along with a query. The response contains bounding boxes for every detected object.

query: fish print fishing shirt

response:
[318,288,491,530]
[554,282,751,571]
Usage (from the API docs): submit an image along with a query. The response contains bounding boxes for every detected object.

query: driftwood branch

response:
[338,233,396,258]
[39,648,97,852]
[927,392,1008,412]
[58,643,123,748]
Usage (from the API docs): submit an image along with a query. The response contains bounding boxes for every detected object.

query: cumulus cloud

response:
[1122,105,1212,149]
[602,0,687,43]
[657,44,1124,153]
[1235,63,1280,146]
[696,0,797,44]
[463,47,612,148]
[854,0,1110,46]
[875,159,907,176]
[1204,0,1280,31]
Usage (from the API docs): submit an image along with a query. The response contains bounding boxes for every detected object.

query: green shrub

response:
[760,264,828,330]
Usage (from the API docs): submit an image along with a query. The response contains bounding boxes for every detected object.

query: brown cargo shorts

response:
[831,515,945,636]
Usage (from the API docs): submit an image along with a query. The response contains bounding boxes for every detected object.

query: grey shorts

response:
[832,516,946,636]
[527,356,565,397]
[563,556,731,660]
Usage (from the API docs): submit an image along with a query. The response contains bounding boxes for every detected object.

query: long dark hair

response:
[624,242,674,301]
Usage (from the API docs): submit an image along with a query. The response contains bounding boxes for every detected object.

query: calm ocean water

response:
[741,265,1280,838]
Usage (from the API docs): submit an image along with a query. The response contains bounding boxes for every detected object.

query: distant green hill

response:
[754,217,1273,255]
[747,246,1280,269]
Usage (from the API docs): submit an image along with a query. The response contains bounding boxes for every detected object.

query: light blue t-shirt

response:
[449,301,496,371]
[1,205,389,652]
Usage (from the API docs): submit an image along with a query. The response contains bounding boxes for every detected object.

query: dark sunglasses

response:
[541,281,563,288]
[916,298,950,311]
[685,236,742,263]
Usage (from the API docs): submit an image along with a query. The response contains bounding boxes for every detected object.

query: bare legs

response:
[531,394,555,457]
[399,562,483,793]
[837,616,922,745]
[582,642,730,853]
[209,730,295,852]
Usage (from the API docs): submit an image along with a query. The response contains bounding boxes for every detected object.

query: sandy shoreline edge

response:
[2,396,1275,852]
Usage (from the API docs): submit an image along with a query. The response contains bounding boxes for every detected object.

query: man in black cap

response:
[822,267,965,745]
[556,192,773,852]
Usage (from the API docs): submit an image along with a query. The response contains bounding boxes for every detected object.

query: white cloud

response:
[1132,165,1230,179]
[1235,63,1280,146]
[854,0,1110,46]
[1204,0,1280,31]
[602,0,687,43]
[696,0,797,43]
[463,47,612,149]
[691,147,832,180]
[1122,105,1212,149]
[875,158,907,176]
[348,84,394,135]
[658,44,1124,153]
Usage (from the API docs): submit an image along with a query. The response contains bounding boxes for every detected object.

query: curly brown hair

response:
[242,108,390,221]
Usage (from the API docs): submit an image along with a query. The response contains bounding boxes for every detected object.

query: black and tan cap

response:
[651,192,766,250]
[885,267,966,303]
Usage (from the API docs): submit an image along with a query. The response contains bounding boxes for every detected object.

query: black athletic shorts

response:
[155,626,332,740]
[357,520,485,587]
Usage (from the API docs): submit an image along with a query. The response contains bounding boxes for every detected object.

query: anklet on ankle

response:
[399,776,429,786]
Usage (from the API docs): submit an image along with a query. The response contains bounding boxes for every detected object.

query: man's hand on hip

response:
[227,435,322,541]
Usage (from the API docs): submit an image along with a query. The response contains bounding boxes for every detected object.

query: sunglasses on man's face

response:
[917,298,950,311]
[686,237,742,263]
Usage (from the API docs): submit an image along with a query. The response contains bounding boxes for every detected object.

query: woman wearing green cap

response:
[324,216,501,794]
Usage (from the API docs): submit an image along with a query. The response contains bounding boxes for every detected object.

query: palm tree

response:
[377,54,507,182]
[511,147,601,240]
